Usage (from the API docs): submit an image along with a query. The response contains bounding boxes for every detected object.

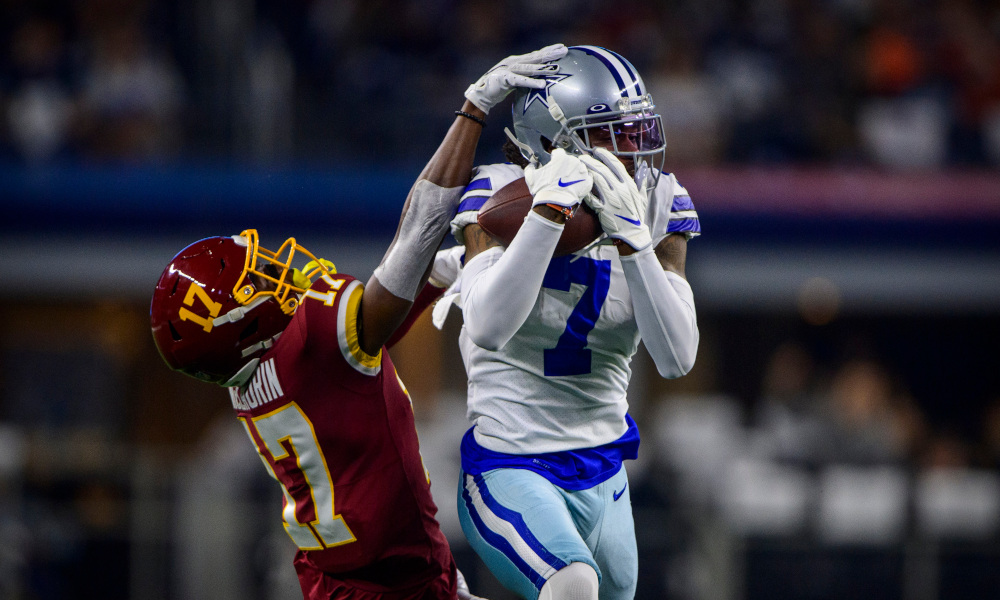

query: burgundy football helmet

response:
[150,230,334,386]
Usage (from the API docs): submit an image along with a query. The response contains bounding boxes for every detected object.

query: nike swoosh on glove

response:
[524,148,593,210]
[581,148,652,250]
[465,44,567,114]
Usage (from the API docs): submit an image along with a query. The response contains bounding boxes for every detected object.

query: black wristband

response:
[455,110,486,127]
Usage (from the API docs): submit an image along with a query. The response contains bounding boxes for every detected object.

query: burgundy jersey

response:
[228,274,454,592]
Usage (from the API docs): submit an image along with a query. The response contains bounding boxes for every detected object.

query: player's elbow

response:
[462,306,514,351]
[465,320,512,352]
[654,329,699,379]
[656,352,696,379]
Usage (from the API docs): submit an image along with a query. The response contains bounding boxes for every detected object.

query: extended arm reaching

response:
[361,46,568,356]
[360,101,483,355]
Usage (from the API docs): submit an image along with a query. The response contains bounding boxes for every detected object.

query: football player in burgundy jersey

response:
[150,45,570,600]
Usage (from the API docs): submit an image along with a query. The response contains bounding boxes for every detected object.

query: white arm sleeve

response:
[461,211,563,351]
[619,246,699,378]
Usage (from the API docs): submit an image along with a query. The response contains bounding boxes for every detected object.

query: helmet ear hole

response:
[168,320,182,341]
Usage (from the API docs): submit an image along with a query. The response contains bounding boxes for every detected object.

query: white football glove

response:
[524,148,593,210]
[580,148,653,251]
[465,44,568,114]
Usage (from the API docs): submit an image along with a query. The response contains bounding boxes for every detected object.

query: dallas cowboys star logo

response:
[521,65,572,114]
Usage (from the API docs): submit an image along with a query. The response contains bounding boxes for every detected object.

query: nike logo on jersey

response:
[615,214,641,226]
[558,178,586,187]
[613,483,627,501]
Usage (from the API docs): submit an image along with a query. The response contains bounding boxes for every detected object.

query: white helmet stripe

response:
[573,45,644,98]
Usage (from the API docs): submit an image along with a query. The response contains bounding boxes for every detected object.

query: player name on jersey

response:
[228,357,285,410]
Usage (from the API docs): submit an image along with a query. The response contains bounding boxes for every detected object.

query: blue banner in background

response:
[0,161,418,235]
[2,162,998,249]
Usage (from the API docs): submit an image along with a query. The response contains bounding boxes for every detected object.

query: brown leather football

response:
[476,177,603,257]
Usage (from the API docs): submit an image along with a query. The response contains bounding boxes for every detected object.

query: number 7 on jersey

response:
[542,255,612,376]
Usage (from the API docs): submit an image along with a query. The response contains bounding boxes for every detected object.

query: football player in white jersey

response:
[436,45,701,600]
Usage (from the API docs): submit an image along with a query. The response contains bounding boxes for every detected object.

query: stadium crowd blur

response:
[2,1,1000,599]
[2,0,1000,167]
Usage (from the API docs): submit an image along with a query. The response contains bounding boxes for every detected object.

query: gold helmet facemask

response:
[231,229,337,315]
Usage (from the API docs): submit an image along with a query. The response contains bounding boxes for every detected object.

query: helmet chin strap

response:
[212,295,272,328]
[212,295,286,388]
[504,127,537,163]
[222,331,284,388]
[240,333,281,358]
[547,97,568,126]
[633,159,656,200]
[506,97,590,166]
[546,98,590,160]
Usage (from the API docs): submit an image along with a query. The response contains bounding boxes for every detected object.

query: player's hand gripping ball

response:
[477,177,603,257]
[524,148,593,210]
[581,148,653,251]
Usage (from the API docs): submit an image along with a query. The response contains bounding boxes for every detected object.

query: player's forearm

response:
[418,100,485,187]
[372,183,462,301]
[363,102,485,349]
[371,100,485,304]
[620,246,699,378]
[462,212,563,351]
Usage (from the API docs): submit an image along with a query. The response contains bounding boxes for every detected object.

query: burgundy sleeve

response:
[385,283,446,349]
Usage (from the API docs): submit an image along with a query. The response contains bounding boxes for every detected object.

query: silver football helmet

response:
[510,45,666,190]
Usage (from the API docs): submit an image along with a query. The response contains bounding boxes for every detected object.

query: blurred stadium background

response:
[1,0,999,598]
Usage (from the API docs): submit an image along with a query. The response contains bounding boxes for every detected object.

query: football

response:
[476,178,603,257]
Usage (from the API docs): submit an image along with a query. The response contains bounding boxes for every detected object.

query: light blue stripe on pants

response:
[457,466,638,600]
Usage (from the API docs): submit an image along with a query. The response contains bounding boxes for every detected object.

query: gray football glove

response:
[581,148,652,251]
[465,44,568,114]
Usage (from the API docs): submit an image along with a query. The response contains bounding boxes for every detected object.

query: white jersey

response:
[451,162,699,455]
